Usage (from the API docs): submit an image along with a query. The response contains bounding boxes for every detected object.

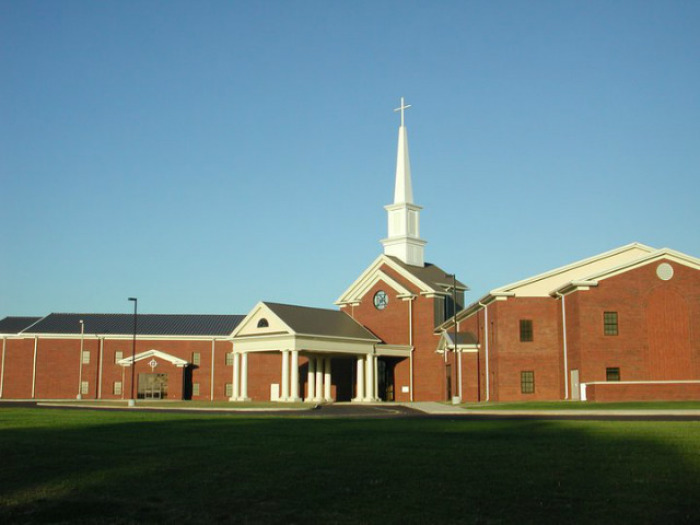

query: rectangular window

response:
[192,352,201,365]
[519,320,534,342]
[81,381,89,395]
[225,352,234,366]
[225,383,233,398]
[193,383,200,396]
[606,367,620,381]
[81,350,90,364]
[115,351,123,363]
[604,312,618,336]
[114,381,122,395]
[521,371,535,394]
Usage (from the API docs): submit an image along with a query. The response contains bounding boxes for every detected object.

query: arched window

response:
[257,318,269,328]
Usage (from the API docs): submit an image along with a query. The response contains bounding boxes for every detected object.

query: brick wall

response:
[572,260,700,386]
[586,382,700,401]
[345,261,448,402]
[0,336,243,401]
[488,298,563,401]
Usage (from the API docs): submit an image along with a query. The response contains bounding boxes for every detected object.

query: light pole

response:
[77,319,84,399]
[128,297,138,407]
[452,274,460,404]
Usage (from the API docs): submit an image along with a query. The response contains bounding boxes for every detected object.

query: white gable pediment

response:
[550,248,700,295]
[231,302,294,338]
[117,349,189,368]
[336,255,434,305]
[493,243,657,298]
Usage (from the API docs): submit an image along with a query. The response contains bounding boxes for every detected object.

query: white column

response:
[365,354,375,401]
[290,350,300,401]
[231,352,240,400]
[281,350,290,401]
[240,352,249,401]
[355,355,365,402]
[315,357,323,402]
[374,356,379,402]
[324,357,332,402]
[306,355,316,402]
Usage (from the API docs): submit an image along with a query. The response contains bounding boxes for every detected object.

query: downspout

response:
[457,319,463,401]
[408,297,414,402]
[97,336,104,399]
[479,302,490,401]
[210,338,216,401]
[32,336,38,399]
[78,320,84,399]
[0,336,6,398]
[557,292,569,400]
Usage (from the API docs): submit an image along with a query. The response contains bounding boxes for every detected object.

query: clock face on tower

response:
[373,290,389,310]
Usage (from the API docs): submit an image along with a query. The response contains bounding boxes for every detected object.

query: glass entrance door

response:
[138,373,168,399]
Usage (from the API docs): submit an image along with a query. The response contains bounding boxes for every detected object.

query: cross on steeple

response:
[394,97,411,127]
[382,95,426,267]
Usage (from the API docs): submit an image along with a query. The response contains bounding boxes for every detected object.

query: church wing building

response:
[1,98,699,403]
[439,244,700,402]
[0,314,243,401]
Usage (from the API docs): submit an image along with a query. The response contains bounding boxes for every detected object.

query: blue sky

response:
[1,1,698,318]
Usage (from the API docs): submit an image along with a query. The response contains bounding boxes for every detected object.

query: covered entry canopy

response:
[230,302,404,403]
[231,302,381,354]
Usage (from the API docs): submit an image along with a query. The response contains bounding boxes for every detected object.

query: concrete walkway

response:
[406,402,471,414]
[404,401,700,418]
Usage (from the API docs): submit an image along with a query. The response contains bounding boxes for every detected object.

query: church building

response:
[1,99,698,403]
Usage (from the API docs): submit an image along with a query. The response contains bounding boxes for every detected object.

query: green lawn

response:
[39,399,310,409]
[460,400,700,410]
[1,408,698,524]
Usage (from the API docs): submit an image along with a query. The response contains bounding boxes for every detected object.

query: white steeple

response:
[381,97,426,267]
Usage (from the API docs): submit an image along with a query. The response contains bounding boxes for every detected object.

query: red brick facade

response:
[456,257,700,402]
[341,261,454,402]
[0,337,239,401]
[2,253,697,403]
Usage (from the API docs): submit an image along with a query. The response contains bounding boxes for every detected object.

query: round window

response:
[656,263,674,281]
[373,290,389,310]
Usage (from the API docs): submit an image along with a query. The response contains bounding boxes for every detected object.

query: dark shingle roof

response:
[0,316,43,334]
[263,302,380,341]
[387,256,468,291]
[22,313,244,337]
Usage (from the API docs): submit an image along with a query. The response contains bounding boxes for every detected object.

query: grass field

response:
[1,408,699,524]
[460,400,700,410]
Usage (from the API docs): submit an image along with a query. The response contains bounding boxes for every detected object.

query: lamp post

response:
[77,319,84,399]
[128,297,138,407]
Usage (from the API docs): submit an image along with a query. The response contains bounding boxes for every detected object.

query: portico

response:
[230,302,384,403]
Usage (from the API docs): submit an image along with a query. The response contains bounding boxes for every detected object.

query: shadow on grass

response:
[0,409,698,523]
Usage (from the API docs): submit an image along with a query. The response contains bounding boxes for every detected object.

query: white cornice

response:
[10,333,229,341]
[231,302,295,339]
[492,242,656,296]
[549,248,700,297]
[336,255,435,305]
[117,349,189,368]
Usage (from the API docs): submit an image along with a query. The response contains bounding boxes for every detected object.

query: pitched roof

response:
[439,242,698,331]
[263,302,380,341]
[550,247,700,295]
[0,316,42,334]
[490,242,656,298]
[386,256,468,291]
[20,313,244,337]
[336,254,467,305]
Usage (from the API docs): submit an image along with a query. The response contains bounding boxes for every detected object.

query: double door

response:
[138,373,168,399]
